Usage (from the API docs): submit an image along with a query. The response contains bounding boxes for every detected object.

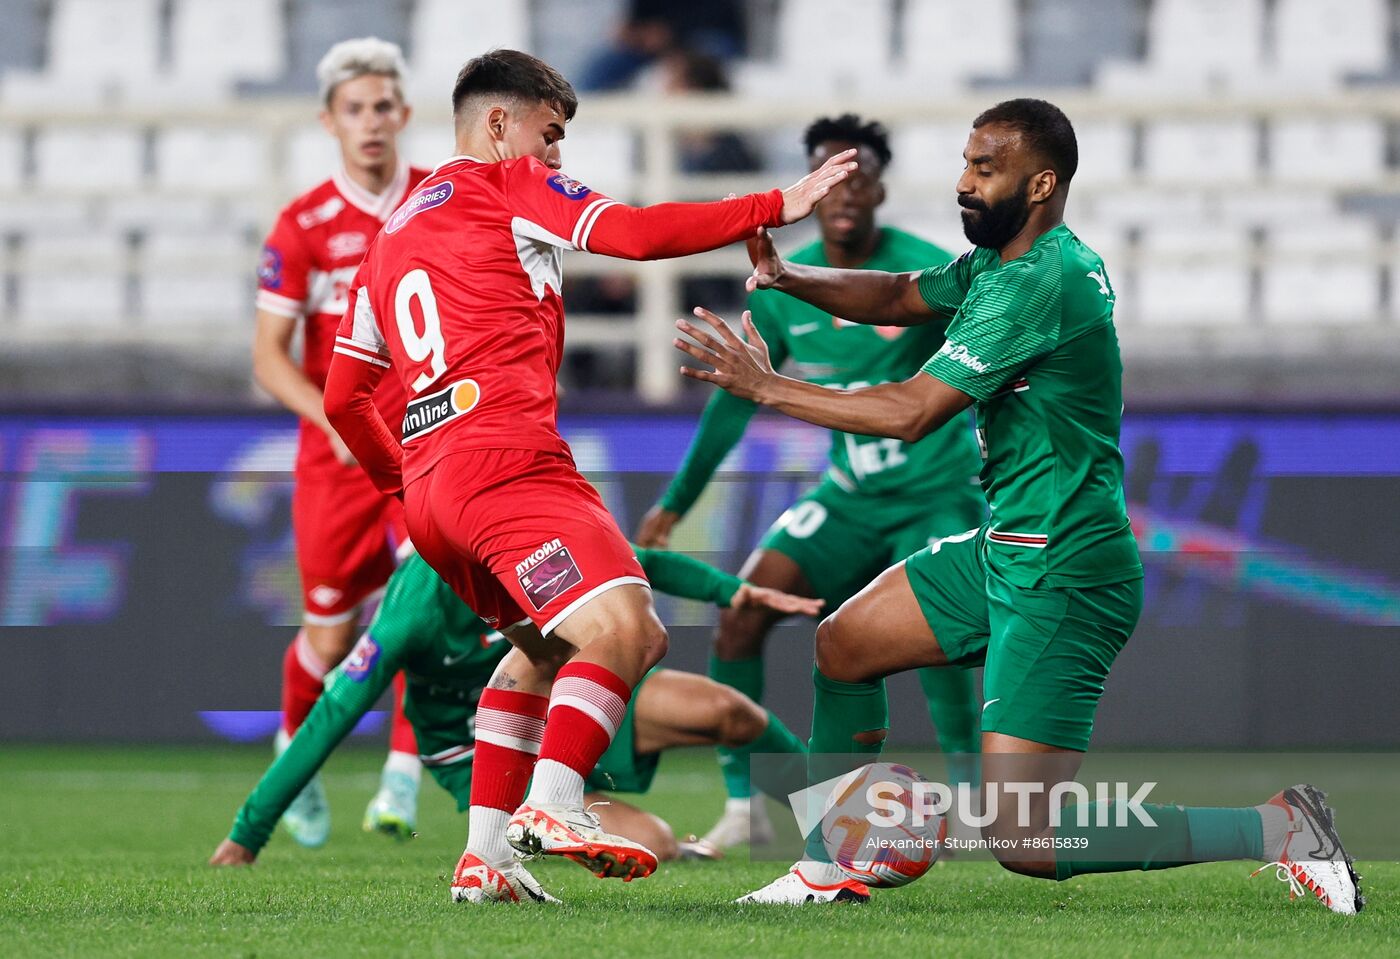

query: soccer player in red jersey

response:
[252,38,432,847]
[323,49,854,900]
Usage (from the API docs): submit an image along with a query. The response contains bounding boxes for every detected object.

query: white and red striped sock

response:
[467,687,547,865]
[280,629,329,737]
[527,662,631,808]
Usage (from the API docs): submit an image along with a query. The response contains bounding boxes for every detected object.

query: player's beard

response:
[959,178,1032,250]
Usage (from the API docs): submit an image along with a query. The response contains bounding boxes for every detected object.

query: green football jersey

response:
[660,227,982,513]
[228,548,744,852]
[918,223,1142,589]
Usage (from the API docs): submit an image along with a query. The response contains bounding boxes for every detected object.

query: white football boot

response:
[702,797,775,849]
[506,801,658,881]
[275,729,330,848]
[363,769,419,840]
[450,851,559,904]
[735,861,871,905]
[1251,784,1364,915]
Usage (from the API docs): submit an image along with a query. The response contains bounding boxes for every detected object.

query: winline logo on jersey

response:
[401,380,481,442]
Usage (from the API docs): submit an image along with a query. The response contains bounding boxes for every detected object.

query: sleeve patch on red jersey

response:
[546,173,592,201]
[385,181,454,235]
[257,246,283,289]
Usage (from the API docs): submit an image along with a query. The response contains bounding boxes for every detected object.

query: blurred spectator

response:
[578,0,745,91]
[662,50,762,174]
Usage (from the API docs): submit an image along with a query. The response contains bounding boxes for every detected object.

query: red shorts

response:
[292,464,408,625]
[404,448,648,635]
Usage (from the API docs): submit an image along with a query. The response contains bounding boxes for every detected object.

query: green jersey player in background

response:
[676,99,1362,913]
[210,548,816,903]
[637,115,986,848]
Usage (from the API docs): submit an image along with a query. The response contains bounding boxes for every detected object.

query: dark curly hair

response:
[803,113,893,169]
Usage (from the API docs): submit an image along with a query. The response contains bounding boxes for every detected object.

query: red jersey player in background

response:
[252,38,431,848]
[324,50,855,903]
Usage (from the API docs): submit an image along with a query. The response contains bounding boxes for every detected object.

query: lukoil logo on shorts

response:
[401,379,481,442]
[516,538,584,610]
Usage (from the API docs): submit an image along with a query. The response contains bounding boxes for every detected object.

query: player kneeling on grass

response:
[210,546,815,903]
[676,98,1362,914]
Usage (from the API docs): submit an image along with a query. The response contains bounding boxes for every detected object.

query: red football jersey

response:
[256,161,430,474]
[329,153,784,491]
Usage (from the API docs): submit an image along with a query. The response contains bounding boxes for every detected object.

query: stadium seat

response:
[900,0,1017,87]
[16,230,129,330]
[1081,188,1207,229]
[1217,189,1337,227]
[155,128,272,193]
[268,0,409,97]
[141,228,251,328]
[1136,225,1252,325]
[1072,120,1135,187]
[1261,220,1381,324]
[0,0,46,74]
[48,0,161,84]
[1019,0,1139,87]
[401,124,455,172]
[170,0,286,90]
[891,123,973,188]
[107,196,219,232]
[409,0,531,101]
[0,130,22,192]
[285,124,341,193]
[1268,119,1387,185]
[774,0,894,94]
[1272,0,1390,80]
[34,127,145,190]
[1145,0,1264,80]
[1142,119,1258,183]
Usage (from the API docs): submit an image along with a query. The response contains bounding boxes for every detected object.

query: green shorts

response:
[421,670,663,808]
[585,667,660,794]
[760,475,986,608]
[903,527,1143,752]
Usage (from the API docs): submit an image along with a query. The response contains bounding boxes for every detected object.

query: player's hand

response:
[328,431,358,467]
[636,505,680,548]
[675,308,776,403]
[746,227,785,294]
[209,838,257,866]
[778,148,857,225]
[731,583,824,616]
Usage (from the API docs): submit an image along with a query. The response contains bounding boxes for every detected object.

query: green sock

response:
[709,654,764,800]
[1054,803,1195,880]
[803,667,888,862]
[916,666,981,790]
[743,710,808,803]
[1185,807,1265,862]
[1052,803,1261,880]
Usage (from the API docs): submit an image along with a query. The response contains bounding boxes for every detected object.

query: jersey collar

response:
[431,154,486,174]
[332,158,411,223]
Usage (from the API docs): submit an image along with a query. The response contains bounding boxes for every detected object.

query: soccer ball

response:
[820,762,945,888]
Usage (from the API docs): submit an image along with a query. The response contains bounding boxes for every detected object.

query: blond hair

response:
[316,37,409,106]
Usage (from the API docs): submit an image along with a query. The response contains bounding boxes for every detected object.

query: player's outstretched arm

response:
[747,226,934,327]
[582,150,857,261]
[214,635,401,863]
[631,545,820,615]
[676,308,972,443]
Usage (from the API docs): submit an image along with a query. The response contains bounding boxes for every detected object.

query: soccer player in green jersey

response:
[210,548,816,903]
[637,114,986,848]
[676,99,1362,913]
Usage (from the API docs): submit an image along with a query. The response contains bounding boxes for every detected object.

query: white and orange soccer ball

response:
[820,762,946,888]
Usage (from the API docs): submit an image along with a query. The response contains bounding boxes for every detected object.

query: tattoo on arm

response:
[489,674,518,690]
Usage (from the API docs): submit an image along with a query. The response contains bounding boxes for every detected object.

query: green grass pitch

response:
[2,745,1394,958]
